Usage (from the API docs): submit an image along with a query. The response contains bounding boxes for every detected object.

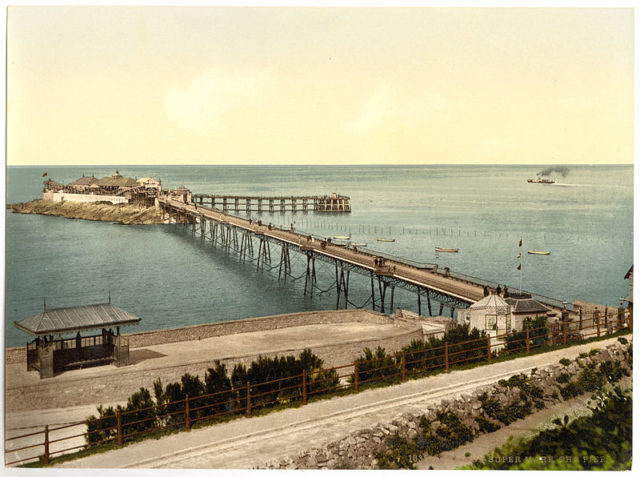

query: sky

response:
[5,5,635,166]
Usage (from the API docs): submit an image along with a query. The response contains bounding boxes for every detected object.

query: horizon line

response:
[6,163,633,167]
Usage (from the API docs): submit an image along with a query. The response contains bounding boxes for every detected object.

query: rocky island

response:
[8,199,163,225]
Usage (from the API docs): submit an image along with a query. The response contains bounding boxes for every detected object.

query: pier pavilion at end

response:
[14,303,141,379]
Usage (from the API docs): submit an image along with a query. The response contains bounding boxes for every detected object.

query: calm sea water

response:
[4,165,633,347]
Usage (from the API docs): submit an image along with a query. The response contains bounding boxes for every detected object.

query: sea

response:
[3,165,633,348]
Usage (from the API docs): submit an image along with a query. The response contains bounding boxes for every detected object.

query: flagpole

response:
[518,238,523,295]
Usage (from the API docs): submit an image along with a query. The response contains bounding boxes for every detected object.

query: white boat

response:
[376,238,395,242]
[332,235,351,240]
[528,250,551,255]
[435,247,459,253]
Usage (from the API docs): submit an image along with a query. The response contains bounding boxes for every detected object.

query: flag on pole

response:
[519,238,522,247]
[516,252,522,259]
[42,172,48,177]
[517,264,521,270]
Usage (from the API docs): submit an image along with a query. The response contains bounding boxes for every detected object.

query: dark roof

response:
[625,265,633,279]
[505,298,550,314]
[69,176,97,186]
[14,303,141,336]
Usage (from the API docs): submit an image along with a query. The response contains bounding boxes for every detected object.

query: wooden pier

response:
[158,197,568,317]
[192,193,351,213]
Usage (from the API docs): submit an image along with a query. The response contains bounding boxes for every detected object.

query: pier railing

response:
[5,309,631,467]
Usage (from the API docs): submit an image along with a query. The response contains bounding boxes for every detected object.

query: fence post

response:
[526,327,530,353]
[487,336,492,364]
[116,408,123,447]
[401,352,406,382]
[43,425,50,466]
[354,363,359,393]
[185,395,191,432]
[629,309,633,332]
[444,342,449,371]
[302,370,307,405]
[246,382,252,418]
[617,307,624,331]
[579,308,583,330]
[595,309,601,338]
[604,307,609,332]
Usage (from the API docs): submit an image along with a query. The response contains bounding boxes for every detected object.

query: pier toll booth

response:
[14,303,141,379]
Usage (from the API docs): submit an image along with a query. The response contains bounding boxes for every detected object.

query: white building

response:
[460,294,513,337]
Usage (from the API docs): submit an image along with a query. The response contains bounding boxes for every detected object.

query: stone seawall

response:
[127,309,396,348]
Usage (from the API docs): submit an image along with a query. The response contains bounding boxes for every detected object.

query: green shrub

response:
[353,346,398,385]
[559,358,571,366]
[465,388,632,470]
[475,415,500,433]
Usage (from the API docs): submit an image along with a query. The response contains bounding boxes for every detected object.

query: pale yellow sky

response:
[6,7,634,165]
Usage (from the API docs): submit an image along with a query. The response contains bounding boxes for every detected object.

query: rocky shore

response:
[8,199,163,225]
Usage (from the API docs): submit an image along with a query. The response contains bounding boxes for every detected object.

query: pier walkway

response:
[158,197,565,314]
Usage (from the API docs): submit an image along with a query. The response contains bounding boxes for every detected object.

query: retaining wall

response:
[42,191,128,204]
[5,309,418,365]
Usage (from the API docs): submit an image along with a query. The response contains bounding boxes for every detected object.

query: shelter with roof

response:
[14,303,141,379]
[461,293,513,336]
[504,296,553,329]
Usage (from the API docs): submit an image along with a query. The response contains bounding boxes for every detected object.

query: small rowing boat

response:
[332,235,351,240]
[376,238,395,242]
[351,243,367,247]
[435,247,459,253]
[528,250,551,255]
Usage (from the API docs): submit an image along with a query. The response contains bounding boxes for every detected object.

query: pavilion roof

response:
[14,303,141,337]
[95,176,139,187]
[69,175,97,186]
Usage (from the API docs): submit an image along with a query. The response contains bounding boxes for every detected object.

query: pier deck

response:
[160,197,502,313]
[193,193,351,213]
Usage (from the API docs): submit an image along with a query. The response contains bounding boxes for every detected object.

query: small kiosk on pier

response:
[14,303,141,379]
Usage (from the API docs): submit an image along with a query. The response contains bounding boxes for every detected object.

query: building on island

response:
[66,175,98,193]
[43,171,163,206]
[169,185,192,204]
[14,302,141,379]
